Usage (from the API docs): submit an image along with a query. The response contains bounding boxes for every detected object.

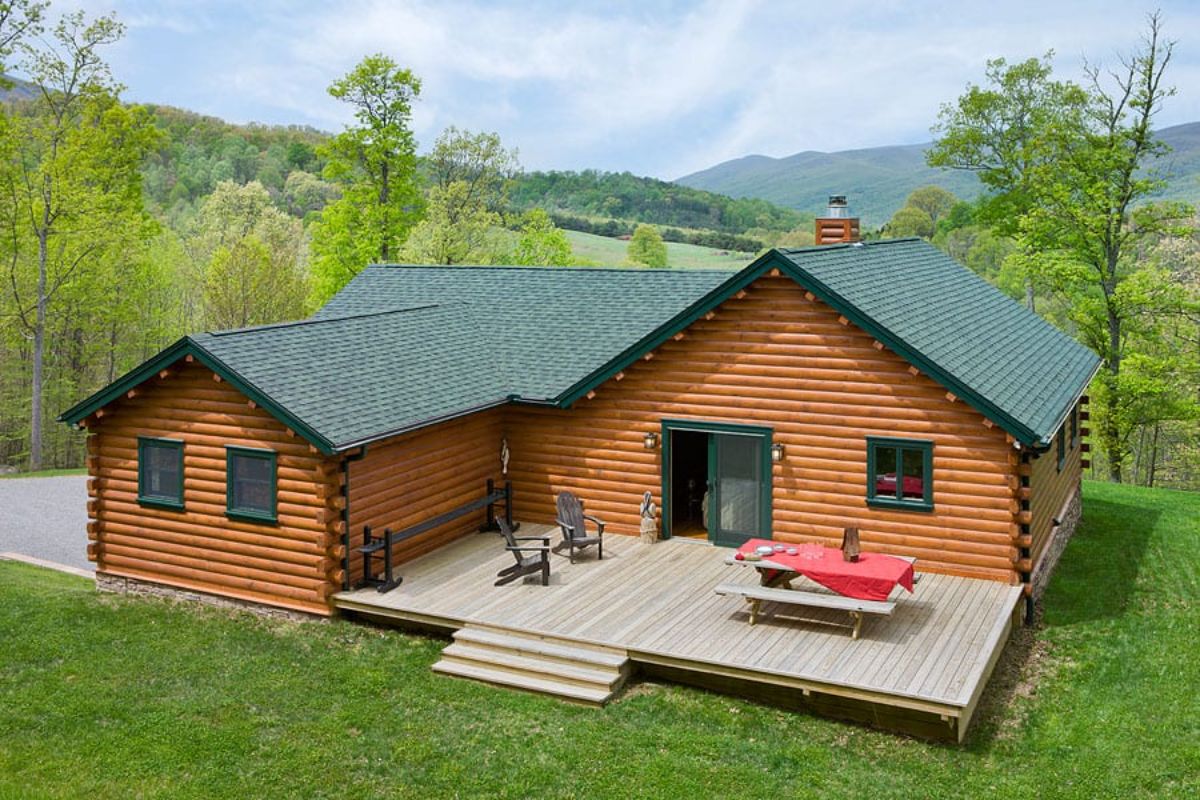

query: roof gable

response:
[58,337,339,454]
[774,241,1100,445]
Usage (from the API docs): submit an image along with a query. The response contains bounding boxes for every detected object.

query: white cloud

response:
[43,0,1200,177]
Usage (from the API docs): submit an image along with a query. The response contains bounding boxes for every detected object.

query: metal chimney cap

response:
[824,195,851,219]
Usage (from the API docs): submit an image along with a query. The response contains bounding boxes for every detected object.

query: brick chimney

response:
[814,195,861,245]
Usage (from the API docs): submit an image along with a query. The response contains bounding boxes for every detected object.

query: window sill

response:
[138,497,185,512]
[867,497,934,513]
[226,509,278,525]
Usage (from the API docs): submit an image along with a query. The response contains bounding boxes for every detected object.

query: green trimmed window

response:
[1069,404,1079,449]
[137,437,184,510]
[225,446,277,523]
[1057,425,1067,471]
[866,437,933,512]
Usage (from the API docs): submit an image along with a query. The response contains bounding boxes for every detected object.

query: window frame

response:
[865,436,934,512]
[1056,425,1067,472]
[225,445,278,524]
[137,436,185,511]
[1069,404,1079,450]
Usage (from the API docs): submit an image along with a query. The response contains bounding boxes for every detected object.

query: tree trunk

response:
[29,225,48,471]
[1025,278,1036,313]
[107,322,119,384]
[1133,425,1146,484]
[1147,422,1159,488]
[379,161,390,262]
[1103,302,1123,483]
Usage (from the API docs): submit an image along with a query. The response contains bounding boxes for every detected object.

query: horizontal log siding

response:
[346,409,504,585]
[1028,410,1082,566]
[87,361,335,615]
[504,275,1019,582]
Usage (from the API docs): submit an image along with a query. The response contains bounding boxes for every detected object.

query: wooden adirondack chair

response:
[495,519,551,586]
[554,491,604,563]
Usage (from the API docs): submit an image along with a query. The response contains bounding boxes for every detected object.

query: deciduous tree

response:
[509,208,573,266]
[627,224,667,268]
[399,181,501,265]
[2,10,157,469]
[188,180,308,328]
[310,55,421,303]
[929,12,1192,482]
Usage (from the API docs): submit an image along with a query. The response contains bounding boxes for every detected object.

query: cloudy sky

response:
[42,0,1200,179]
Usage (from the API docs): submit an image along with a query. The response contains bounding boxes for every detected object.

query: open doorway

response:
[663,420,772,546]
[669,429,709,539]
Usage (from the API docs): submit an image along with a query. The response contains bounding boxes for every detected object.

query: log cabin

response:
[61,237,1100,623]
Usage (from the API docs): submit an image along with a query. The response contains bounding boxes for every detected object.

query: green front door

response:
[708,432,767,547]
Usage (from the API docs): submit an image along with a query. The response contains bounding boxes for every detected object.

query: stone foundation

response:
[96,572,323,623]
[1028,483,1083,602]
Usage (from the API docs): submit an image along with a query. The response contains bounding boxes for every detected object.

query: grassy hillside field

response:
[566,230,756,270]
[0,481,1196,799]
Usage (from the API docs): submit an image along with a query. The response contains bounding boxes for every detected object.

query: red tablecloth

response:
[736,539,915,601]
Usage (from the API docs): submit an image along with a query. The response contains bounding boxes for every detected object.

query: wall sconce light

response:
[771,443,786,462]
[643,431,659,450]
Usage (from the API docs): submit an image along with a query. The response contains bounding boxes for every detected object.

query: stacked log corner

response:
[85,361,336,615]
[505,273,1023,583]
[1024,397,1086,598]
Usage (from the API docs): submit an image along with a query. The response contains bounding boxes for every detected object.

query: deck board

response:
[334,528,1021,722]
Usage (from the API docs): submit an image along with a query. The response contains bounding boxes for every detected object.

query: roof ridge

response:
[364,263,739,275]
[203,304,447,337]
[778,237,922,257]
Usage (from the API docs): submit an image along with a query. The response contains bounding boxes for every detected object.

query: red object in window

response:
[874,473,924,498]
[737,539,915,601]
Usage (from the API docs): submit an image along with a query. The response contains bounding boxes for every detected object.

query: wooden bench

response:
[714,583,896,639]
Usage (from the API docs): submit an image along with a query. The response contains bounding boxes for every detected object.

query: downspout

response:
[341,445,369,591]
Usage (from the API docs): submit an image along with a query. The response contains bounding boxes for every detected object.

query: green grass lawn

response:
[565,229,755,270]
[1,481,1196,799]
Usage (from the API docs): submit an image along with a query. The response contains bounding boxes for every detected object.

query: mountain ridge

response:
[677,122,1200,226]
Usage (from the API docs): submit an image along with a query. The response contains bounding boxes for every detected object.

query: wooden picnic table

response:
[717,539,917,638]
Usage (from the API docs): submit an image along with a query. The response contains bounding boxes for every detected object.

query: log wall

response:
[503,274,1021,582]
[345,409,504,586]
[1028,401,1084,568]
[84,360,340,615]
[82,272,1057,607]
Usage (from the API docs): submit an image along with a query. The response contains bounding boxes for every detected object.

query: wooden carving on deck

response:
[639,491,658,543]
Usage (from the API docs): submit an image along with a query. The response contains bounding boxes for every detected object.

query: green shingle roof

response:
[773,240,1101,446]
[313,265,734,406]
[61,239,1099,452]
[193,304,503,449]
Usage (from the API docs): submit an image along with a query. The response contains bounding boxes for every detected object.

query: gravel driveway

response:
[0,475,91,572]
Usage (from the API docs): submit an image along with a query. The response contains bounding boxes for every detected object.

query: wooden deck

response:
[334,527,1023,741]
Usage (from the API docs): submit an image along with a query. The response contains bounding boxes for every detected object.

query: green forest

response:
[0,3,1196,491]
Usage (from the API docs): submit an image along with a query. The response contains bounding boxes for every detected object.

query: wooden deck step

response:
[432,624,631,706]
[453,626,629,669]
[441,643,625,690]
